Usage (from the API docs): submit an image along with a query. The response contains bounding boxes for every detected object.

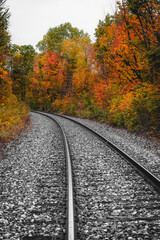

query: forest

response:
[0,0,160,141]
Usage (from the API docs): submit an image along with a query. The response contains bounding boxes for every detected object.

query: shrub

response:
[0,94,29,141]
[108,84,160,136]
[131,84,160,135]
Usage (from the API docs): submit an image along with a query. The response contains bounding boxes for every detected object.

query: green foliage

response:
[36,22,89,53]
[11,44,36,70]
[147,46,160,79]
[10,44,36,101]
[95,14,115,39]
[127,0,146,14]
[0,0,10,98]
[0,0,10,57]
[94,14,115,68]
[131,85,160,134]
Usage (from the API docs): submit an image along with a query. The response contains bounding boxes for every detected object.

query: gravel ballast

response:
[0,112,66,240]
[49,113,160,240]
[64,115,160,179]
[1,112,160,240]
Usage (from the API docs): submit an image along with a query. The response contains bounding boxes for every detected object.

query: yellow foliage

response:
[119,92,135,112]
[0,94,29,141]
[107,83,160,134]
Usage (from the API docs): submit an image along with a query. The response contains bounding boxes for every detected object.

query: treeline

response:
[1,0,160,139]
[0,0,29,141]
[93,0,160,134]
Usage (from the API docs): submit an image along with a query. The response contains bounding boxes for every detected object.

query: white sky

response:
[6,0,116,49]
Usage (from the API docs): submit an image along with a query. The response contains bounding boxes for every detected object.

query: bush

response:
[0,94,29,141]
[52,96,77,115]
[108,84,160,136]
[131,84,160,135]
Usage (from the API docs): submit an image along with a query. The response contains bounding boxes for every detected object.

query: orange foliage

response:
[27,51,66,109]
[26,1,160,135]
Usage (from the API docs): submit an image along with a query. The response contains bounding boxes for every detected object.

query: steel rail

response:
[34,111,76,240]
[51,112,160,193]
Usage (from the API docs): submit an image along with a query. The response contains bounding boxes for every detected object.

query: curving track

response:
[39,111,160,239]
[36,112,76,240]
[1,113,67,240]
[1,111,159,239]
[49,112,160,193]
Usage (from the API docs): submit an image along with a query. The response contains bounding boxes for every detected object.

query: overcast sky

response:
[6,0,116,49]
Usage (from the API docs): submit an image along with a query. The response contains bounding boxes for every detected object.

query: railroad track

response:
[34,111,76,240]
[41,111,160,193]
[36,111,160,239]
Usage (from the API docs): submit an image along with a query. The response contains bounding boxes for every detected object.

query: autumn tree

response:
[120,0,160,83]
[63,36,95,92]
[94,14,115,78]
[61,36,92,92]
[0,1,29,140]
[51,35,97,116]
[27,51,67,110]
[0,0,10,102]
[93,1,160,134]
[10,44,36,101]
[0,0,10,58]
[28,24,97,115]
[36,22,89,53]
